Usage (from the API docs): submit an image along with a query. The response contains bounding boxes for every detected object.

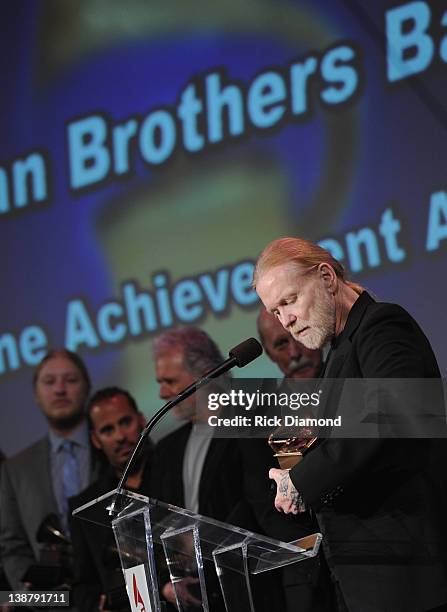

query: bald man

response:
[257,307,322,379]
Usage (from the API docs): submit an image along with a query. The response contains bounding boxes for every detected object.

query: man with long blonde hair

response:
[254,237,447,612]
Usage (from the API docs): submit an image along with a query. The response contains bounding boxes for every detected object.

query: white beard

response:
[291,285,335,350]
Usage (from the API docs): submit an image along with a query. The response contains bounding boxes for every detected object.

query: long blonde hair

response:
[253,237,364,295]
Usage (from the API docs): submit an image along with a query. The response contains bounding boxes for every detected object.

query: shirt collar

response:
[48,419,90,453]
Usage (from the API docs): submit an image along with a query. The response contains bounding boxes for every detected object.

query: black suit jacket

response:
[290,291,447,611]
[150,422,247,523]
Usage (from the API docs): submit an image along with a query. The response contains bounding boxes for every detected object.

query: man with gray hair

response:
[153,326,230,425]
[150,326,284,611]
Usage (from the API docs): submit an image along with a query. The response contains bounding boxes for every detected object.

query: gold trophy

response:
[268,426,317,470]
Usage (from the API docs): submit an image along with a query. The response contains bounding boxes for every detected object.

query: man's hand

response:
[269,468,305,514]
[98,593,112,611]
[162,577,201,608]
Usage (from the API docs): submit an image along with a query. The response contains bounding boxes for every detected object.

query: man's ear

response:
[138,412,147,428]
[91,431,101,450]
[318,263,337,293]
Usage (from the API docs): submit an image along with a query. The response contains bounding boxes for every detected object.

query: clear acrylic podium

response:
[73,488,321,612]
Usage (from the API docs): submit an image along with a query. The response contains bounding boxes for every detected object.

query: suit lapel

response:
[324,344,351,379]
[198,437,227,509]
[32,437,59,515]
[321,292,375,418]
[325,291,374,379]
[90,447,107,482]
[171,423,192,507]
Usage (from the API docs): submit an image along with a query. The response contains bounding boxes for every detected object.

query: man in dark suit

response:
[70,386,152,612]
[0,349,104,592]
[151,327,286,611]
[254,237,447,612]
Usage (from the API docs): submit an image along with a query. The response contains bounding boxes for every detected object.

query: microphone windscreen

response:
[229,337,263,367]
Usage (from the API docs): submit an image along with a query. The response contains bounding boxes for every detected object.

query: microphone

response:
[229,337,263,366]
[108,338,262,515]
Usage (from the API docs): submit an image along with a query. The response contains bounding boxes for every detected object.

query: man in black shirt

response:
[70,387,152,612]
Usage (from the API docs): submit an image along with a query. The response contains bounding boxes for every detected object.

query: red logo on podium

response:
[133,572,147,611]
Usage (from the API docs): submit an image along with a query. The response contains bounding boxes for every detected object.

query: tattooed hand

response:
[269,468,305,514]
